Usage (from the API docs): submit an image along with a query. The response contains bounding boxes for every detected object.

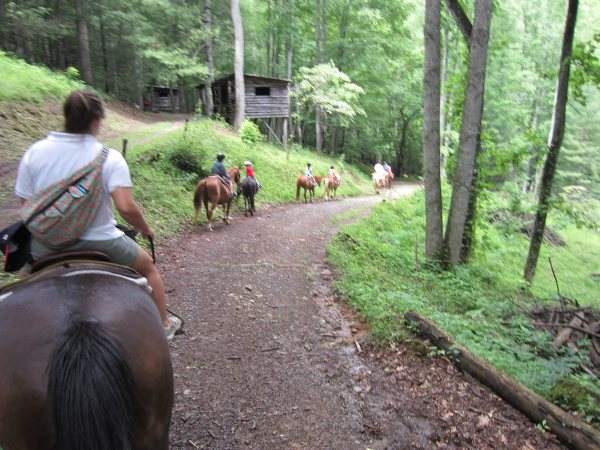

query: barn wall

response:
[245,82,289,118]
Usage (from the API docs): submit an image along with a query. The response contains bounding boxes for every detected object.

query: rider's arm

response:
[111,187,153,238]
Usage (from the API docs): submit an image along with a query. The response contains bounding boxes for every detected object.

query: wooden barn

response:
[200,73,290,124]
[144,86,181,113]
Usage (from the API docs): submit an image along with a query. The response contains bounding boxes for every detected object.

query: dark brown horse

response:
[0,262,174,450]
[194,167,241,231]
[296,175,322,203]
[240,176,259,216]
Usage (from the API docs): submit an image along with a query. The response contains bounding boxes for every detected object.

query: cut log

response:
[404,311,600,450]
[553,311,586,350]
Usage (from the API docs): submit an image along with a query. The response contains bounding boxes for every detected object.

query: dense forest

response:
[2,0,600,442]
[1,0,596,179]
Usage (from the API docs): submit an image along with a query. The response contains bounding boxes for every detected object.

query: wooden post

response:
[121,139,128,160]
[283,116,289,158]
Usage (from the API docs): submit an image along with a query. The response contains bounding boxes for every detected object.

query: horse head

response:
[228,166,241,184]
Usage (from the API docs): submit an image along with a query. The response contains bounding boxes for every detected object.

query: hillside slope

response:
[0,53,371,237]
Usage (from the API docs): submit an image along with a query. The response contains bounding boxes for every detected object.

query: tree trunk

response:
[444,0,492,266]
[523,96,540,193]
[99,9,110,93]
[231,0,245,131]
[203,0,215,117]
[422,0,444,261]
[524,0,578,282]
[75,0,94,85]
[440,22,450,176]
[315,107,323,151]
[315,0,322,63]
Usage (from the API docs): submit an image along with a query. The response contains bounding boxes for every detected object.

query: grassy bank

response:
[328,190,600,425]
[119,118,372,236]
[0,52,82,102]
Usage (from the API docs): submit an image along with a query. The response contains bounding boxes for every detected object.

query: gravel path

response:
[161,185,563,450]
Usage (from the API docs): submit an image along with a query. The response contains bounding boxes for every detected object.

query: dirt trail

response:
[161,185,563,450]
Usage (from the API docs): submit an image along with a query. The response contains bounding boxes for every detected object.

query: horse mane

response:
[47,319,136,450]
[228,166,241,183]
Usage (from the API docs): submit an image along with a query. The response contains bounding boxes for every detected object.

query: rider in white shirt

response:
[15,90,180,339]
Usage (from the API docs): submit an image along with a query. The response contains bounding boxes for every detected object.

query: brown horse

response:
[296,175,322,203]
[194,167,240,231]
[0,261,174,450]
[324,175,341,201]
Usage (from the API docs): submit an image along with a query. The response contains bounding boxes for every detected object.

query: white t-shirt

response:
[15,132,133,241]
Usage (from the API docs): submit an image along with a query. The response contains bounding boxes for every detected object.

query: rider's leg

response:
[131,248,169,327]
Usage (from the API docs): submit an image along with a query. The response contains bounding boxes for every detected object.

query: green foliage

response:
[64,66,81,82]
[328,191,600,423]
[550,374,600,425]
[168,140,207,179]
[293,62,365,127]
[0,52,82,102]
[239,120,263,148]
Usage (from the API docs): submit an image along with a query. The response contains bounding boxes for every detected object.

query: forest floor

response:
[161,184,563,450]
[0,101,187,230]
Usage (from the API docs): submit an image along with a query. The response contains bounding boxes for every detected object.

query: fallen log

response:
[553,311,586,350]
[404,311,600,450]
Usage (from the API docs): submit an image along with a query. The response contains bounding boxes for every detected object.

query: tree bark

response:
[231,0,245,131]
[523,96,540,193]
[75,0,94,85]
[315,107,323,151]
[99,8,110,93]
[444,0,472,41]
[524,0,578,282]
[445,0,492,266]
[423,0,444,261]
[405,311,600,450]
[203,0,215,117]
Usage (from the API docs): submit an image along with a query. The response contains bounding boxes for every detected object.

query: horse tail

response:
[48,319,135,450]
[194,181,204,212]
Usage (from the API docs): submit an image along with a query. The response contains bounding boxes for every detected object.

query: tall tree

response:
[231,0,245,131]
[444,0,492,266]
[423,0,444,261]
[75,0,94,84]
[203,0,215,117]
[524,0,579,282]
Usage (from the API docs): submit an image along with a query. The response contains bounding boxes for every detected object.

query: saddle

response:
[211,175,234,197]
[0,251,149,296]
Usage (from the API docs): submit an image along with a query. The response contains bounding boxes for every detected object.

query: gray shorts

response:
[31,234,140,267]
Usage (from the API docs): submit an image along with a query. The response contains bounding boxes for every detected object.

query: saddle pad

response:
[0,260,150,300]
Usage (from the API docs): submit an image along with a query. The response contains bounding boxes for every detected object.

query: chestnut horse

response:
[0,262,174,450]
[372,171,387,194]
[296,175,322,203]
[324,175,341,201]
[194,167,240,231]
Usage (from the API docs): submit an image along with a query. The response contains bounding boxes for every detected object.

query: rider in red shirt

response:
[244,161,261,189]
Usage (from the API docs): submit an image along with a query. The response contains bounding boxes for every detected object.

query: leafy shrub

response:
[240,120,263,147]
[64,66,81,82]
[168,141,207,178]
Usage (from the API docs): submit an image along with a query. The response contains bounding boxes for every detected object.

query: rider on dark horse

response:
[13,90,181,339]
[211,153,235,198]
[244,160,261,190]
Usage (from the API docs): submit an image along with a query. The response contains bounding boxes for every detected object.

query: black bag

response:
[1,221,32,272]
